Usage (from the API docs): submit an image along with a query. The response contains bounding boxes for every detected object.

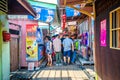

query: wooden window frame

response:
[110,7,120,49]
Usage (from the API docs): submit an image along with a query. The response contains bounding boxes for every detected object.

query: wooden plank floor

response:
[32,64,89,80]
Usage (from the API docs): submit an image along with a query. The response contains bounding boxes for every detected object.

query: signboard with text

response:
[65,7,80,17]
[28,5,55,23]
[100,19,107,46]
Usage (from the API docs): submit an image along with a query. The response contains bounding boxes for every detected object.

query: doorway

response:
[10,37,19,71]
[9,22,21,72]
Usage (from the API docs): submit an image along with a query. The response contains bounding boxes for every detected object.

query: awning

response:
[27,0,60,25]
[28,0,57,9]
[8,0,36,17]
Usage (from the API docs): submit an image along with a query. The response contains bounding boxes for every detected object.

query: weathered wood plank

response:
[62,70,68,80]
[69,77,76,80]
[68,70,75,78]
[48,70,56,80]
[55,70,61,80]
[37,70,45,78]
[32,70,41,79]
[42,70,50,78]
[74,70,83,78]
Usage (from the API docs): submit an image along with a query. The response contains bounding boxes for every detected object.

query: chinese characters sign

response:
[100,19,107,46]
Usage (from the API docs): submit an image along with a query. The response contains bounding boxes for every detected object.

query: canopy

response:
[27,0,56,23]
[27,0,60,30]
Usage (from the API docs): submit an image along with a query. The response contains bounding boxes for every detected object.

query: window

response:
[110,7,120,49]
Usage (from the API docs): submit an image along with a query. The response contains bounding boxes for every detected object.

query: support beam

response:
[93,2,96,19]
[64,0,66,6]
[68,5,94,19]
[66,0,93,6]
[78,7,93,13]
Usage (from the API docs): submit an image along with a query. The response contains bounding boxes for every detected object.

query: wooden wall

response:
[95,0,120,80]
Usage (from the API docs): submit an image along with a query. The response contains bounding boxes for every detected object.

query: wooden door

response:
[10,37,19,72]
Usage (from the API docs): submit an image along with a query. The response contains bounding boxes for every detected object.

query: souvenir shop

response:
[78,18,94,65]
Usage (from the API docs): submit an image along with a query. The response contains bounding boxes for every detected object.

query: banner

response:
[26,24,38,61]
[36,27,44,60]
[100,19,107,46]
[36,27,44,44]
[65,7,80,17]
[28,5,55,23]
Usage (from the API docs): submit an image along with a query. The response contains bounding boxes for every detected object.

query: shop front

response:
[78,17,94,64]
[95,0,120,80]
[8,17,44,68]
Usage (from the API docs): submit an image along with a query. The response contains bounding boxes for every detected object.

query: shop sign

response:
[28,5,55,23]
[62,14,66,30]
[65,7,80,17]
[100,19,106,46]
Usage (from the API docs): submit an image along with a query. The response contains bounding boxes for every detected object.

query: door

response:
[10,37,19,72]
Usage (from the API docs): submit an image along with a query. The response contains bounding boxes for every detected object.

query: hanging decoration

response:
[62,14,66,30]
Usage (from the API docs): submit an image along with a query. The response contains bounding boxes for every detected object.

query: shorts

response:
[46,49,52,55]
[63,50,71,57]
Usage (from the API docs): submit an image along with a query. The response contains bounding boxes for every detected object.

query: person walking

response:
[60,34,65,62]
[53,34,62,66]
[71,39,79,64]
[45,36,53,66]
[63,34,74,65]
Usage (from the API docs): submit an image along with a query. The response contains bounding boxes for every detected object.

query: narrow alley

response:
[10,59,95,80]
[0,0,120,80]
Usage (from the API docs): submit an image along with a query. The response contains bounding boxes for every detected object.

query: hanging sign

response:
[65,7,80,17]
[62,14,66,30]
[28,5,55,23]
[100,19,107,46]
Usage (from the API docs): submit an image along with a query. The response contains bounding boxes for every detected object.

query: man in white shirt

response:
[53,34,62,66]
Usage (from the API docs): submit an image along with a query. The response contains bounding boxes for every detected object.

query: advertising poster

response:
[36,27,44,60]
[36,27,43,44]
[26,24,38,61]
[100,19,107,46]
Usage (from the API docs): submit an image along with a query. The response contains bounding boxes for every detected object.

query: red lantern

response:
[2,31,11,42]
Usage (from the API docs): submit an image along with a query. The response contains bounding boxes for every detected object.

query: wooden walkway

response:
[32,64,89,80]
